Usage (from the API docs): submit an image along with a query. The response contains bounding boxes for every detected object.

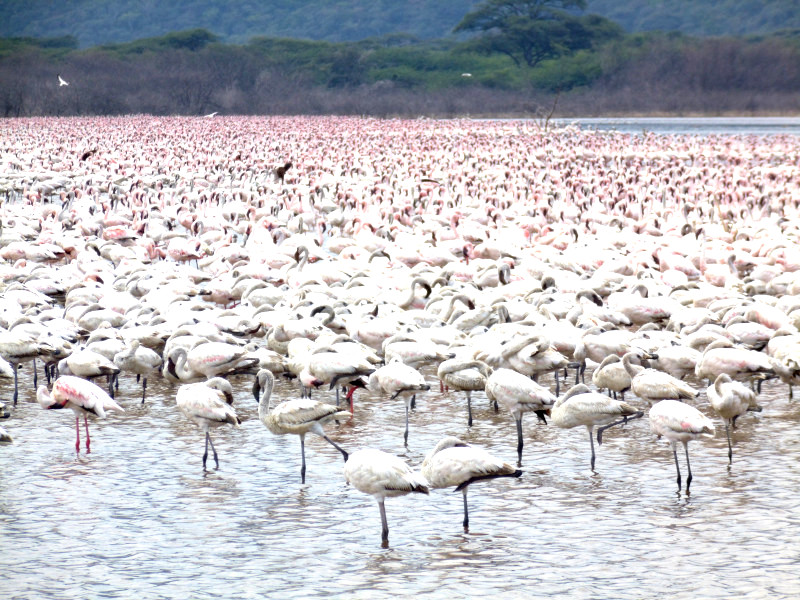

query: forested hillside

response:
[2,0,799,47]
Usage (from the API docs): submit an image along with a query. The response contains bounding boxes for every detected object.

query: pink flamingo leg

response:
[75,415,81,453]
[346,386,357,412]
[84,416,91,453]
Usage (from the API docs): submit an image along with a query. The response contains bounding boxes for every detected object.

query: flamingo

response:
[551,384,643,470]
[437,358,492,427]
[621,351,697,404]
[253,369,350,484]
[305,346,375,411]
[649,400,715,493]
[176,378,240,470]
[485,367,556,465]
[421,436,521,532]
[706,373,762,463]
[343,448,429,547]
[0,331,55,404]
[166,342,258,382]
[591,354,631,400]
[0,425,10,443]
[37,375,125,453]
[113,340,163,403]
[367,359,430,445]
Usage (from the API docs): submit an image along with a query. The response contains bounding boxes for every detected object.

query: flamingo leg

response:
[554,370,560,396]
[202,432,210,469]
[589,428,596,471]
[75,415,81,453]
[404,400,410,446]
[673,446,682,492]
[462,488,470,532]
[466,391,473,427]
[596,412,644,445]
[516,416,524,466]
[378,499,389,548]
[725,422,733,464]
[684,443,693,492]
[322,434,349,462]
[346,386,356,413]
[208,433,219,469]
[141,377,148,404]
[300,434,307,483]
[410,393,416,410]
[84,416,91,453]
[13,364,19,405]
[33,358,38,388]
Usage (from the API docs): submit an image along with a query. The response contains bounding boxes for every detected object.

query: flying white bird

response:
[58,74,69,87]
[204,111,218,118]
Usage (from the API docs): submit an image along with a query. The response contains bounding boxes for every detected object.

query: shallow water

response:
[1,365,799,599]
[554,116,800,136]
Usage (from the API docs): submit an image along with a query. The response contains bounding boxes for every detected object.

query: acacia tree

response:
[454,0,591,68]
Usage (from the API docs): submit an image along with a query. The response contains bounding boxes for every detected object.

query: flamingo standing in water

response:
[437,358,492,427]
[367,359,430,445]
[485,367,556,466]
[649,400,715,493]
[253,369,350,484]
[343,448,429,547]
[421,436,521,532]
[706,373,762,463]
[176,378,240,470]
[551,384,643,471]
[37,375,125,453]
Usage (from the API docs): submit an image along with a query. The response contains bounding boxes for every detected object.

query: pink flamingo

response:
[37,376,125,453]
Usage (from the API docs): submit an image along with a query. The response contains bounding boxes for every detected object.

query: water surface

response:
[1,367,799,599]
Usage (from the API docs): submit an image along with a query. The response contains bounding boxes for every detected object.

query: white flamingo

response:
[113,340,163,403]
[367,359,430,445]
[343,448,429,547]
[485,367,556,465]
[649,400,715,493]
[591,354,631,400]
[551,384,643,470]
[305,346,375,411]
[437,358,492,427]
[37,375,125,453]
[706,373,762,463]
[0,331,55,404]
[621,351,697,403]
[421,436,521,532]
[253,369,350,484]
[176,378,240,470]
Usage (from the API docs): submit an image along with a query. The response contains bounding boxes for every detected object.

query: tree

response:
[454,0,593,68]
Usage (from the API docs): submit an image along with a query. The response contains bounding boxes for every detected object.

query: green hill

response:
[2,0,800,48]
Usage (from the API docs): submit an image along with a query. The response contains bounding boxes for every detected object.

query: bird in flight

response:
[204,111,218,118]
[461,73,472,77]
[58,74,69,86]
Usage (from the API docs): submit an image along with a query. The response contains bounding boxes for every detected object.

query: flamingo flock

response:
[2,115,799,545]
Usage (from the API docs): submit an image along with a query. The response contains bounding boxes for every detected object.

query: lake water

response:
[554,116,800,136]
[2,365,799,599]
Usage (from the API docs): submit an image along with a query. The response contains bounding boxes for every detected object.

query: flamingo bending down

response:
[176,378,240,470]
[343,448,429,547]
[437,358,492,427]
[649,400,715,493]
[37,376,125,453]
[485,368,556,466]
[706,373,762,463]
[421,436,521,531]
[253,369,350,484]
[551,384,643,470]
[114,340,163,403]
